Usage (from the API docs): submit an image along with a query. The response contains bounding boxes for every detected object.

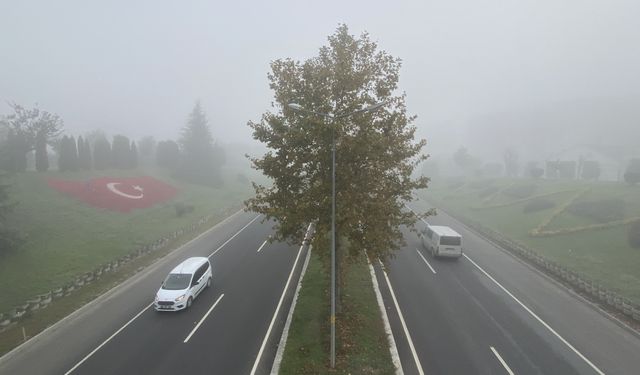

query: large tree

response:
[178,102,223,186]
[246,25,429,261]
[0,103,63,171]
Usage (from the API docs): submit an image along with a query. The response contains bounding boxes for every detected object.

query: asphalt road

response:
[0,210,309,375]
[372,199,640,374]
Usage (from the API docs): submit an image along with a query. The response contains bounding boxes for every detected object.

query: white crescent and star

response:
[106,182,145,199]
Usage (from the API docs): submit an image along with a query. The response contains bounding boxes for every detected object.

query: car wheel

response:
[186,297,193,309]
[206,277,212,288]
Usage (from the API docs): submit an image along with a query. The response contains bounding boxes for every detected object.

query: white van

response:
[155,257,213,311]
[421,225,463,259]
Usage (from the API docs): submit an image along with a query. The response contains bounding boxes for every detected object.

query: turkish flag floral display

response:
[47,176,178,213]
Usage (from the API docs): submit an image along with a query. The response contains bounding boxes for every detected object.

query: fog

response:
[2,0,639,165]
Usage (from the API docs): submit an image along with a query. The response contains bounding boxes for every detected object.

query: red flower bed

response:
[47,176,178,213]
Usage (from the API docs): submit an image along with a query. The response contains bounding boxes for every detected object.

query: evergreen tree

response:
[58,136,69,172]
[112,135,131,169]
[178,102,222,186]
[84,138,92,169]
[129,141,138,169]
[77,136,91,169]
[93,137,112,170]
[35,131,49,172]
[69,136,79,171]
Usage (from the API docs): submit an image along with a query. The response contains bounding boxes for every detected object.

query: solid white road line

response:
[250,223,313,375]
[379,260,425,375]
[257,239,268,253]
[490,346,515,375]
[463,254,605,375]
[0,209,247,368]
[64,302,154,374]
[251,224,311,375]
[416,248,436,274]
[208,214,261,258]
[368,257,404,375]
[183,294,225,343]
[270,246,313,375]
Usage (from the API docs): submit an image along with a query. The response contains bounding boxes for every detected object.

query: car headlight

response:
[154,295,158,302]
[175,294,186,302]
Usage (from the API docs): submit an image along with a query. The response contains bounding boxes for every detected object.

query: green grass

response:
[279,247,395,374]
[0,167,252,313]
[279,250,329,374]
[422,176,640,304]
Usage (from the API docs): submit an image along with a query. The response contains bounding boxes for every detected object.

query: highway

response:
[0,210,309,375]
[3,203,640,375]
[372,199,640,374]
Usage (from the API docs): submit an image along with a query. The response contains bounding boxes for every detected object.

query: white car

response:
[155,257,213,311]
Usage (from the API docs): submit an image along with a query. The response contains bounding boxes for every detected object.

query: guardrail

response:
[0,206,240,333]
[438,204,640,326]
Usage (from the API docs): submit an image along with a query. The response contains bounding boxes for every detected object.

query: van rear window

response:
[440,236,461,246]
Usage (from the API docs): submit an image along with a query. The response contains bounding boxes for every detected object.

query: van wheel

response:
[206,277,212,288]
[186,297,193,309]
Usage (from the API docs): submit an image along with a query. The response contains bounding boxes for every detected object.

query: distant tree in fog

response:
[77,136,92,170]
[504,148,519,177]
[93,137,112,170]
[0,103,64,173]
[112,135,131,169]
[0,171,20,252]
[138,136,155,166]
[58,135,79,172]
[128,141,138,169]
[581,161,601,180]
[156,140,180,170]
[0,130,28,172]
[624,159,640,185]
[177,102,223,186]
[35,130,48,172]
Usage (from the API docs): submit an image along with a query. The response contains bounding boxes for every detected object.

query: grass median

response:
[279,242,395,374]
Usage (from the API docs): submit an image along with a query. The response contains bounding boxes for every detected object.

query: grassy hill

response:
[0,167,254,313]
[422,177,640,304]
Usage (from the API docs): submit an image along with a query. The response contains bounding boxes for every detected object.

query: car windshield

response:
[440,236,461,246]
[162,274,191,290]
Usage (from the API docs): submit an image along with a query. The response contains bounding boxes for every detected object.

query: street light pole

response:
[287,101,385,369]
[330,122,337,368]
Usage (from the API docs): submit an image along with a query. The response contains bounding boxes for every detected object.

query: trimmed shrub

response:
[503,184,537,199]
[523,198,556,213]
[175,202,195,217]
[567,199,625,223]
[628,220,640,249]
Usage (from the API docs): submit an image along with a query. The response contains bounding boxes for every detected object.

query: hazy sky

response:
[2,0,639,157]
